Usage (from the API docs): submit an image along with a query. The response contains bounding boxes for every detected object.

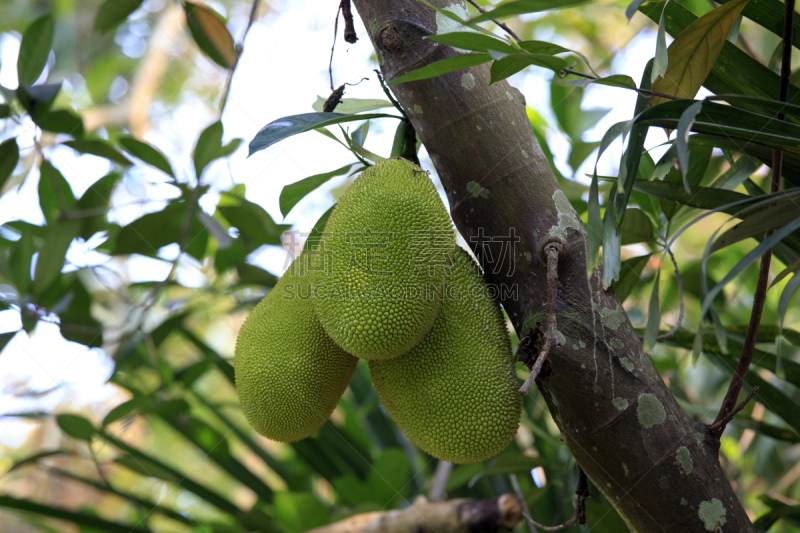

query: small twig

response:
[329,4,342,90]
[340,0,358,43]
[560,68,684,101]
[220,0,261,113]
[519,244,560,395]
[709,387,759,432]
[656,246,683,342]
[509,474,537,533]
[465,0,521,42]
[520,466,588,531]
[428,460,453,502]
[710,0,793,438]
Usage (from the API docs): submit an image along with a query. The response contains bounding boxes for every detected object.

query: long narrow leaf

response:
[0,495,151,533]
[701,217,800,317]
[249,113,399,156]
[390,54,492,85]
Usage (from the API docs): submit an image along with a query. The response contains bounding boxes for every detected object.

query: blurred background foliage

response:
[0,0,798,531]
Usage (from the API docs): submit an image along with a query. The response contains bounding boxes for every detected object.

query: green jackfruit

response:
[235,256,358,442]
[311,159,455,359]
[311,158,455,360]
[369,248,521,464]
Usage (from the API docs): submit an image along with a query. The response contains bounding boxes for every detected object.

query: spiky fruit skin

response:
[311,158,455,360]
[235,257,358,442]
[369,249,521,464]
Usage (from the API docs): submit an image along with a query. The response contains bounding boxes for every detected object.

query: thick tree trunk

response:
[351,1,755,531]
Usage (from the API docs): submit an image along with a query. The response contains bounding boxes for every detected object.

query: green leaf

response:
[236,263,278,287]
[249,112,397,156]
[701,216,800,317]
[615,60,653,228]
[0,103,10,118]
[364,448,411,507]
[627,179,749,212]
[643,267,661,352]
[638,100,800,157]
[652,1,669,83]
[94,0,142,32]
[0,331,17,354]
[311,96,393,114]
[39,161,77,224]
[217,192,291,247]
[193,121,241,177]
[17,15,54,85]
[0,495,150,533]
[569,74,637,90]
[675,101,703,193]
[716,0,800,51]
[426,32,516,55]
[31,108,84,137]
[470,0,588,22]
[771,258,800,288]
[273,492,329,533]
[517,40,570,55]
[76,172,122,240]
[304,204,335,252]
[58,277,103,347]
[0,137,20,191]
[10,228,35,294]
[183,2,236,69]
[17,83,61,114]
[620,208,654,245]
[62,140,132,166]
[468,452,547,487]
[118,136,175,177]
[279,164,352,217]
[711,200,800,253]
[651,0,751,102]
[389,54,492,85]
[113,201,208,258]
[612,253,652,301]
[639,1,800,124]
[602,185,621,286]
[707,94,800,120]
[489,53,566,84]
[754,502,800,533]
[102,397,146,426]
[56,414,96,441]
[34,219,80,296]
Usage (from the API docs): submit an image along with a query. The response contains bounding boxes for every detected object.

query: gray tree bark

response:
[350,1,755,531]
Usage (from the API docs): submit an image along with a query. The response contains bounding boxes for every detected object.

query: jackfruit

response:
[235,256,358,442]
[311,158,455,360]
[369,248,521,464]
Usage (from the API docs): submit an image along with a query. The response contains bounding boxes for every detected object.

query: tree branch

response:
[352,1,756,530]
[710,0,793,438]
[308,494,521,533]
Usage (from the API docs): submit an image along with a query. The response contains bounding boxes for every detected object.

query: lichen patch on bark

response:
[466,181,489,198]
[613,397,628,411]
[676,446,693,475]
[698,499,727,531]
[637,393,666,428]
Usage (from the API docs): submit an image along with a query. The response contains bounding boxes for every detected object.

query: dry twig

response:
[519,244,560,395]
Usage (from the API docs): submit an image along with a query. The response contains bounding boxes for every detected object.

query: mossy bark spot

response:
[466,181,489,198]
[698,499,727,531]
[637,393,666,428]
[675,446,693,475]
